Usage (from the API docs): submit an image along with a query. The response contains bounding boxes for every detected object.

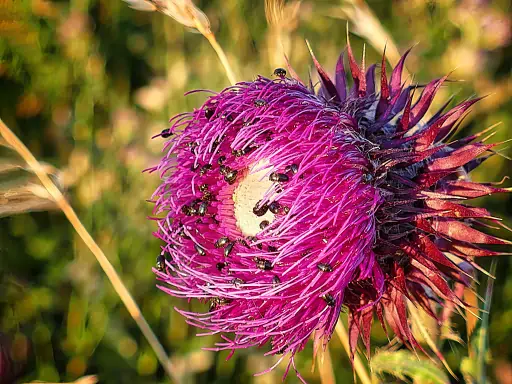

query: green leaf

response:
[371,350,450,384]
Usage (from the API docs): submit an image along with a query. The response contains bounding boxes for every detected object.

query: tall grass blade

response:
[123,0,237,84]
[478,259,497,383]
[335,321,372,384]
[408,302,456,378]
[0,119,182,384]
[316,345,336,384]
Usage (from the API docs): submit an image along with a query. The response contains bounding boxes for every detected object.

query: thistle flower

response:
[148,43,510,380]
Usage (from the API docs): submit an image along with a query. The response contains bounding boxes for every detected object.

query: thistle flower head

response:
[148,43,510,379]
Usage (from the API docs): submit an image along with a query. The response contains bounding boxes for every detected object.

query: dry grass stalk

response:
[0,119,182,384]
[464,287,479,338]
[332,0,404,68]
[124,0,237,85]
[335,321,372,384]
[0,149,64,216]
[265,0,301,30]
[316,345,336,384]
[0,182,59,216]
[408,301,456,378]
[126,0,210,30]
[264,0,301,67]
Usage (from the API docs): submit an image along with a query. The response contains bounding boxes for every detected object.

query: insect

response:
[194,243,206,256]
[187,141,198,154]
[273,68,287,78]
[160,128,172,138]
[216,262,227,271]
[276,346,287,355]
[217,155,226,165]
[268,245,278,253]
[210,140,220,153]
[181,205,196,216]
[199,184,208,192]
[317,263,333,272]
[200,164,212,176]
[219,165,230,175]
[269,172,289,182]
[177,226,191,239]
[215,237,229,248]
[259,220,269,230]
[268,201,280,214]
[254,98,267,107]
[233,146,254,157]
[231,278,244,288]
[198,202,208,216]
[209,297,231,312]
[156,255,166,272]
[224,169,238,184]
[362,173,374,183]
[253,201,269,217]
[322,293,335,307]
[204,107,214,119]
[238,239,249,248]
[255,258,273,271]
[285,164,298,174]
[202,191,213,202]
[232,148,244,157]
[224,242,235,257]
[272,275,281,288]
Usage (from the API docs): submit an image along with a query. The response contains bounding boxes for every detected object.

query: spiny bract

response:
[148,43,510,381]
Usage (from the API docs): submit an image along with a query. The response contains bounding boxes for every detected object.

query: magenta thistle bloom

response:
[148,43,510,379]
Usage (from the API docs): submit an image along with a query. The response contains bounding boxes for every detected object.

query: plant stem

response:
[194,20,237,85]
[337,0,404,68]
[317,345,336,384]
[335,321,372,384]
[478,259,497,383]
[0,119,182,384]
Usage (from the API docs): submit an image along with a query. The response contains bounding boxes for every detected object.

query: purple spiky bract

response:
[148,44,510,380]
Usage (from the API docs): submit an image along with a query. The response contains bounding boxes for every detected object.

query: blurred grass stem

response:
[124,0,237,85]
[335,321,372,384]
[478,259,497,383]
[337,0,404,68]
[0,119,182,384]
[195,24,237,85]
[316,346,336,384]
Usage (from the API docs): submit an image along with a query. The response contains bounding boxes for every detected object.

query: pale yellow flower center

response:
[232,161,275,236]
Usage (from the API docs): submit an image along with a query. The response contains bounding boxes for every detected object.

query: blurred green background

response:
[0,0,511,382]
